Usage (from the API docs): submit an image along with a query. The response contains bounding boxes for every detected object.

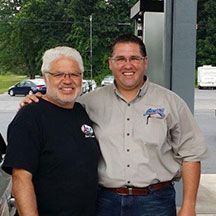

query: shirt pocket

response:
[133,115,168,147]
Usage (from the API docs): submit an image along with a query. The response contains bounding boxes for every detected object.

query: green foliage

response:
[0,0,74,78]
[11,0,74,78]
[0,0,137,82]
[89,0,137,81]
[4,0,215,83]
[197,0,216,66]
[0,0,23,72]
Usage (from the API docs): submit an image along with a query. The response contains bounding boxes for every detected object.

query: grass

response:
[0,74,27,94]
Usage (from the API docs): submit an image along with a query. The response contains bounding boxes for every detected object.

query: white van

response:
[197,65,216,89]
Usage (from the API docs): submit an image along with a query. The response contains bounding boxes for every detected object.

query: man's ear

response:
[108,57,112,70]
[142,56,148,72]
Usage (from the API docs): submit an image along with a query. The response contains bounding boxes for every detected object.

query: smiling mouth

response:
[122,71,135,76]
[60,87,75,93]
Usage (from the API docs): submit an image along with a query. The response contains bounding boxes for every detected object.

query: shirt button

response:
[127,118,130,121]
[127,181,131,184]
[127,133,130,136]
[127,149,130,152]
[128,104,130,107]
[127,164,130,167]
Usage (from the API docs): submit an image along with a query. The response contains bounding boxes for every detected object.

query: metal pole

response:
[90,14,93,82]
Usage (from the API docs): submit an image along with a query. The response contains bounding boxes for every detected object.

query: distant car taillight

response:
[36,85,44,90]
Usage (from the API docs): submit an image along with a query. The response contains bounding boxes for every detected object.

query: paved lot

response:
[0,93,21,141]
[194,89,216,215]
[197,174,216,215]
[194,89,216,174]
[0,89,216,214]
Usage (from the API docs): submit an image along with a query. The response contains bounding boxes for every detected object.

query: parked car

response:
[86,79,97,91]
[8,79,46,96]
[101,75,114,86]
[82,80,90,94]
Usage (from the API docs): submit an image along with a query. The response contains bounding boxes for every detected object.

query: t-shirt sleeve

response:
[2,107,42,175]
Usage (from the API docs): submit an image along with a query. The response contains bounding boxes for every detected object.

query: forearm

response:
[12,169,39,216]
[182,161,200,206]
[178,161,201,215]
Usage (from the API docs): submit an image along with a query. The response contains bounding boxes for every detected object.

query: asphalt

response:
[194,89,216,215]
[196,174,216,215]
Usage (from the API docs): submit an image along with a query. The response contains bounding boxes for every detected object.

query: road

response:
[194,89,216,174]
[0,93,21,141]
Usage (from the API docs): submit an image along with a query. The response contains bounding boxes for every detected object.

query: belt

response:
[102,181,171,196]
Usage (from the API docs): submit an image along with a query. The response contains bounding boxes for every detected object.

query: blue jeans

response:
[96,184,176,216]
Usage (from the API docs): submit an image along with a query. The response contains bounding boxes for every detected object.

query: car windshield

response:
[31,79,45,86]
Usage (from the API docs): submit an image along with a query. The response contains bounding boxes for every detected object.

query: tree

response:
[92,0,136,80]
[11,0,74,78]
[0,0,137,82]
[66,0,102,80]
[67,0,136,83]
[0,0,74,77]
[197,0,216,66]
[0,0,24,74]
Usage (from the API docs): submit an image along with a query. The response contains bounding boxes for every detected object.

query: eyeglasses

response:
[110,56,146,65]
[45,71,82,79]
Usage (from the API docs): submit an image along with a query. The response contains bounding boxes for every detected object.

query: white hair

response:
[41,46,84,74]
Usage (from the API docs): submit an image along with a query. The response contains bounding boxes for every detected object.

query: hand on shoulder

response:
[19,92,43,108]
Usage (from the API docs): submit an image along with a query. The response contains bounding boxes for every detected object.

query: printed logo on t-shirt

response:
[81,124,95,138]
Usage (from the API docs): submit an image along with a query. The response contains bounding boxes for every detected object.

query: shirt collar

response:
[139,75,149,97]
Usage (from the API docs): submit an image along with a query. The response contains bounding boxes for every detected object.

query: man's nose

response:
[62,75,73,83]
[124,59,133,67]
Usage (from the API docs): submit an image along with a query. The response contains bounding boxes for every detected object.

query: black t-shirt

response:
[2,99,99,216]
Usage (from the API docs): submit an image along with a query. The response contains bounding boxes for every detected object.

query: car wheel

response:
[28,90,34,95]
[9,90,15,96]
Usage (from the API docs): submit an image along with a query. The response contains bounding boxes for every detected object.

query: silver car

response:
[101,75,114,86]
[86,80,97,91]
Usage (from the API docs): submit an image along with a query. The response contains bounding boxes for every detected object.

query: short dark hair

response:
[110,33,147,57]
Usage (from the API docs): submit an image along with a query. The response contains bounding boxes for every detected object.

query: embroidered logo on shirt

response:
[144,108,165,118]
[81,124,95,138]
[144,108,165,124]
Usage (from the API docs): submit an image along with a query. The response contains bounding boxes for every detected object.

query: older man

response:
[2,47,99,216]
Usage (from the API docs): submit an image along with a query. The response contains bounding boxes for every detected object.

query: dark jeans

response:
[96,184,176,216]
